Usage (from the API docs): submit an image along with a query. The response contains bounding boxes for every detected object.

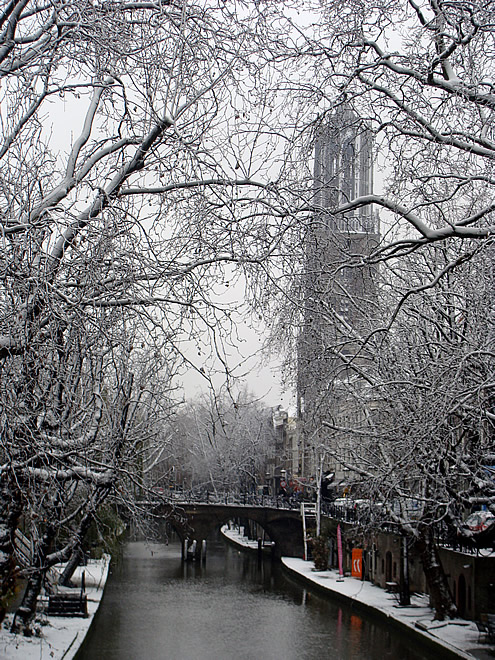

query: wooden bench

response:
[476,620,489,642]
[47,592,88,617]
[479,614,495,643]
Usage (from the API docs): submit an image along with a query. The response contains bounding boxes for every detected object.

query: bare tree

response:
[2,0,493,631]
[287,0,495,256]
[318,242,494,618]
[264,1,495,367]
[262,1,495,618]
[3,304,177,632]
[166,390,275,498]
[0,0,304,632]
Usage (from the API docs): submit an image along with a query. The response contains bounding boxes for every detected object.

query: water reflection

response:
[77,536,438,660]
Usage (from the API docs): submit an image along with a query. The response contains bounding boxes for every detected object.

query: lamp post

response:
[265,472,270,501]
[316,454,323,537]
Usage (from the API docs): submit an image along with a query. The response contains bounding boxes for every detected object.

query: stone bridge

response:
[154,502,305,560]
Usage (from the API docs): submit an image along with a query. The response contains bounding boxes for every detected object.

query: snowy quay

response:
[0,555,110,660]
[221,525,495,660]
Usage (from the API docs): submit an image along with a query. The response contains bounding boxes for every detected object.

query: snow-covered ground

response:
[0,555,110,660]
[222,525,495,660]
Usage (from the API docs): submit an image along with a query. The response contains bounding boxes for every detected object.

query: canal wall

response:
[281,558,480,660]
[322,517,494,623]
[221,526,487,660]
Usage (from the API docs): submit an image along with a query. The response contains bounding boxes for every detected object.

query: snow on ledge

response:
[282,557,486,660]
[222,526,489,660]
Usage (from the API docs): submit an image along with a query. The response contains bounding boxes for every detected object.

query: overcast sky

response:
[178,314,296,411]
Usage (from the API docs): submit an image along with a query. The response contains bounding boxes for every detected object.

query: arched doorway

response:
[385,551,392,583]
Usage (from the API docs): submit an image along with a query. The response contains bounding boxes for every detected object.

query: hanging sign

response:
[351,548,363,578]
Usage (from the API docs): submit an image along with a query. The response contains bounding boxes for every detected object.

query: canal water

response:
[77,534,439,660]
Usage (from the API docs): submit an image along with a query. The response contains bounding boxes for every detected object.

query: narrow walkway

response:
[0,555,110,660]
[222,526,495,660]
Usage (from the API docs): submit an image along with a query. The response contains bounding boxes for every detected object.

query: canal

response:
[77,533,440,660]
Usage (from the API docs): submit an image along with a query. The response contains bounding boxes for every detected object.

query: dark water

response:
[77,535,439,660]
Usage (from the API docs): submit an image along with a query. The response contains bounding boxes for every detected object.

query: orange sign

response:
[351,548,363,578]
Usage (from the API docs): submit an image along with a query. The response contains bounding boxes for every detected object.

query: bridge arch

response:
[156,503,305,560]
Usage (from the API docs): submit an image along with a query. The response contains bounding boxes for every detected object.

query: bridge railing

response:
[149,492,395,526]
[145,494,485,554]
[150,491,303,510]
[146,492,383,524]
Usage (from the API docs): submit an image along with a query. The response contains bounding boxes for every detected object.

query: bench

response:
[385,581,400,593]
[479,614,495,643]
[47,592,88,617]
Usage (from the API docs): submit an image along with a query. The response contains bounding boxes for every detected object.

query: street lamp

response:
[316,455,323,536]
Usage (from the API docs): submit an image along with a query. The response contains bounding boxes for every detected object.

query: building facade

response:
[298,107,380,492]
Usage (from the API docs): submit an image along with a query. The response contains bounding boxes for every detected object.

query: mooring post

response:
[181,538,188,562]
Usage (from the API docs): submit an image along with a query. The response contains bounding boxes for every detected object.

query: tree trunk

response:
[416,526,457,620]
[53,485,112,587]
[58,544,84,587]
[0,478,23,624]
[10,569,44,636]
[11,523,55,635]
